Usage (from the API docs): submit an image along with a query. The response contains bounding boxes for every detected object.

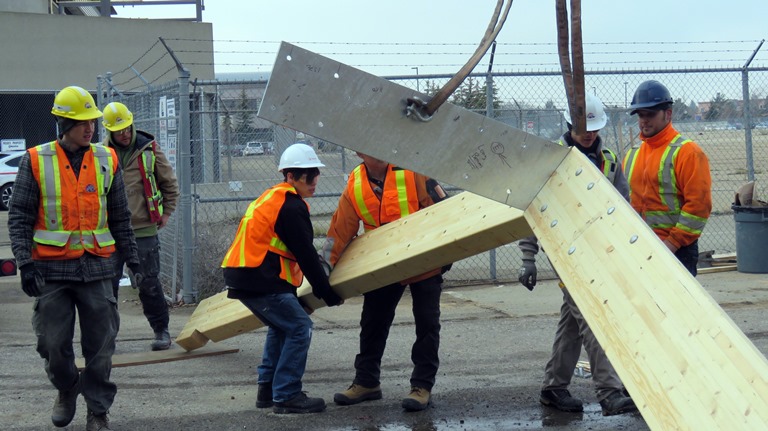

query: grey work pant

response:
[112,235,169,333]
[32,278,119,415]
[541,287,622,401]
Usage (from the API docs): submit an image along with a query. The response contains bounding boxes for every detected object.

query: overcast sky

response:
[116,1,767,75]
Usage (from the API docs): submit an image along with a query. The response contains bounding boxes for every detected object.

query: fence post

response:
[160,35,197,303]
[741,40,764,181]
[178,70,196,303]
[486,45,497,281]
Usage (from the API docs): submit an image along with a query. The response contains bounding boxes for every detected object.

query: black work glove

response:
[322,288,343,307]
[312,284,343,307]
[518,251,537,291]
[20,263,45,297]
[127,263,145,288]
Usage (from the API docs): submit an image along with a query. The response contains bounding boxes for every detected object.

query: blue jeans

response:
[32,278,119,415]
[238,293,313,403]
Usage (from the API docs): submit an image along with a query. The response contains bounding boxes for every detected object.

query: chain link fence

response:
[99,66,768,301]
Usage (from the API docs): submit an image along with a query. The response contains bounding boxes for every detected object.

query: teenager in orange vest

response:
[8,86,140,431]
[221,143,342,414]
[326,153,446,412]
[102,102,180,351]
[625,80,712,275]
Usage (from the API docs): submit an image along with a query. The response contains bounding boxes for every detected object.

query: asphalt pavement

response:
[1,210,767,430]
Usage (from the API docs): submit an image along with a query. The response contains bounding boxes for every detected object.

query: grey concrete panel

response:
[258,42,568,209]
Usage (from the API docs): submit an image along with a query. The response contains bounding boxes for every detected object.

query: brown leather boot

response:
[333,383,382,405]
[401,386,431,411]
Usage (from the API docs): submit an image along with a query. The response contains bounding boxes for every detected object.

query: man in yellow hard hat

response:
[8,85,140,431]
[102,101,179,351]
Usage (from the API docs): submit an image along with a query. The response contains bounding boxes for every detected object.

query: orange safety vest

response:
[220,183,305,287]
[29,141,118,260]
[348,164,419,232]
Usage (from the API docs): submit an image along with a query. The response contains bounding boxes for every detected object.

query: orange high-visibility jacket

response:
[348,163,420,232]
[221,183,305,287]
[327,164,440,284]
[623,123,712,249]
[29,141,118,260]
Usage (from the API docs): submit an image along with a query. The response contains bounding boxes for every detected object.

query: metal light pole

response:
[411,67,420,92]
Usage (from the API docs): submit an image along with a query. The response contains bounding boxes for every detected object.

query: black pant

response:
[112,235,169,333]
[353,275,442,391]
[676,239,699,276]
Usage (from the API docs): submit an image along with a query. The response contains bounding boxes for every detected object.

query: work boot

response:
[86,409,112,431]
[401,386,431,411]
[539,389,584,412]
[333,383,383,405]
[272,392,326,414]
[600,390,637,416]
[51,377,80,427]
[151,329,172,351]
[256,382,273,408]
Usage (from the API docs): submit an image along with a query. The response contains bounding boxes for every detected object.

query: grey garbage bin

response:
[732,204,768,273]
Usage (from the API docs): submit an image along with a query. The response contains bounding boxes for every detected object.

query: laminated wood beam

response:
[175,192,530,351]
[529,148,768,430]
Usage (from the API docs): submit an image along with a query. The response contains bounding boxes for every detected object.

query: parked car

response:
[0,151,23,211]
[243,141,265,156]
[221,144,245,156]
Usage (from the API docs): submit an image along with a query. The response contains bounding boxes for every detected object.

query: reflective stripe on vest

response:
[557,138,618,183]
[31,142,116,258]
[623,134,706,235]
[349,164,418,232]
[137,144,163,223]
[220,183,305,287]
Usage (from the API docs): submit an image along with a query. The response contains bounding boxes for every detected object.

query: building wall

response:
[0,0,47,14]
[0,11,214,91]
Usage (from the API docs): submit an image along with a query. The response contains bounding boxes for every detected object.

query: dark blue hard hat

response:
[629,80,673,115]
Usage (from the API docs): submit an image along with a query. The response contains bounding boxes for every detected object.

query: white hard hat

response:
[278,143,326,171]
[564,93,608,132]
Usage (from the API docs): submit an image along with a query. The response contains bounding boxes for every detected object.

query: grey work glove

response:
[320,237,334,270]
[318,256,332,277]
[518,252,537,291]
[127,263,145,288]
[20,263,45,297]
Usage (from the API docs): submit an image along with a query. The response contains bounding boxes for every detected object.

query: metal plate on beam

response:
[258,42,568,209]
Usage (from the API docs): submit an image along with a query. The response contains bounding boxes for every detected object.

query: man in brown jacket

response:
[102,101,180,351]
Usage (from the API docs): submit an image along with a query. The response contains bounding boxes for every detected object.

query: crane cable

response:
[406,0,513,122]
[556,0,587,135]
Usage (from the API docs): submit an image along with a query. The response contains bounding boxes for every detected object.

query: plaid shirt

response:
[8,142,139,282]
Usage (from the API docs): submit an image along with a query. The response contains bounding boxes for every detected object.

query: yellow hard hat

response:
[51,86,103,121]
[102,102,134,132]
